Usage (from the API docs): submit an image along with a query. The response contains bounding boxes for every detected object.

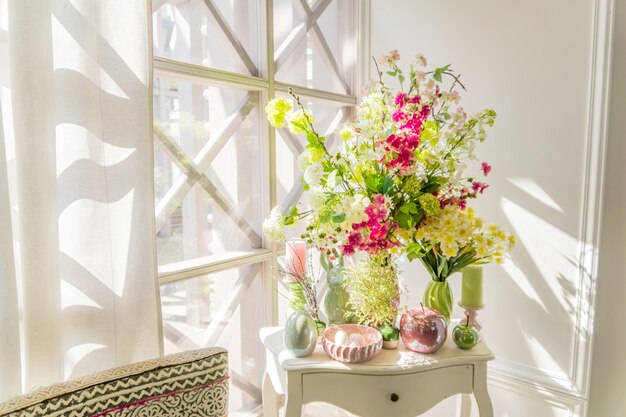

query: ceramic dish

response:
[321,324,383,363]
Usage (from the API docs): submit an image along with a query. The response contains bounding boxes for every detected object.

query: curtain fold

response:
[0,0,160,399]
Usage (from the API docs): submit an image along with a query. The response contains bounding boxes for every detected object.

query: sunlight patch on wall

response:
[501,198,580,324]
[519,324,571,384]
[508,177,563,212]
[500,259,546,311]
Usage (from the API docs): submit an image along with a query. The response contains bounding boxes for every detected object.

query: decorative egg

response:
[334,329,349,345]
[349,332,365,346]
[349,342,360,348]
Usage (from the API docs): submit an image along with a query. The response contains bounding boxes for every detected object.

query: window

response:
[152,1,362,414]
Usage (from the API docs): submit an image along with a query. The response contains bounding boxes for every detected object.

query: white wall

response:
[371,1,616,416]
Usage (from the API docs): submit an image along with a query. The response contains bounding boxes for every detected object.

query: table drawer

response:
[302,365,473,417]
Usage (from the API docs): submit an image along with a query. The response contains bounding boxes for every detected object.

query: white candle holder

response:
[458,302,484,332]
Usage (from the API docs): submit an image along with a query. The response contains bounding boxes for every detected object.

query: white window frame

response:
[151,0,370,342]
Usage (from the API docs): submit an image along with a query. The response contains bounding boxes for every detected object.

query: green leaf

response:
[399,201,418,214]
[420,176,446,193]
[406,242,424,262]
[332,213,346,223]
[432,65,451,83]
[386,70,397,76]
[437,258,448,277]
[412,209,424,225]
[420,182,440,193]
[420,257,438,280]
[319,210,332,224]
[398,74,405,84]
[363,172,384,193]
[396,213,413,230]
[290,119,308,132]
[381,176,394,195]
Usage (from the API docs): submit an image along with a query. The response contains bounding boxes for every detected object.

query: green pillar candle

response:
[461,266,484,307]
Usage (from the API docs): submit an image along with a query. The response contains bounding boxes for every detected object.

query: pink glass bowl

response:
[321,324,383,363]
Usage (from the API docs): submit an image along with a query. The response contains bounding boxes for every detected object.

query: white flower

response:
[343,194,370,223]
[297,151,310,171]
[303,162,324,187]
[307,189,326,210]
[263,206,286,242]
[415,53,428,67]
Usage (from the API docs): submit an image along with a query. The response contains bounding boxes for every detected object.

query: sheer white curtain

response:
[0,0,160,400]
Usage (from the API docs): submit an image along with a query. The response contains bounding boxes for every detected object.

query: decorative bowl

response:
[321,324,383,363]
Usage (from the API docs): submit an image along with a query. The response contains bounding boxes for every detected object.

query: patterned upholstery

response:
[0,347,229,417]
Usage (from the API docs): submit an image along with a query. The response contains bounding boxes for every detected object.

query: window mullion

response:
[158,248,273,285]
[265,0,279,327]
[153,56,269,90]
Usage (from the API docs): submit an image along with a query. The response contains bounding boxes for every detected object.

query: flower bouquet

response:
[263,50,514,325]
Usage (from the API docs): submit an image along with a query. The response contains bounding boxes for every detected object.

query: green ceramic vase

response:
[423,279,453,322]
[323,262,352,324]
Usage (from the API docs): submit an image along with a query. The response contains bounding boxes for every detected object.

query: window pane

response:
[154,76,264,265]
[274,0,357,95]
[160,264,266,413]
[153,0,263,76]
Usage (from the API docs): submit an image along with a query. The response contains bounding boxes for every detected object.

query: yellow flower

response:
[308,147,325,163]
[421,121,438,142]
[266,98,292,128]
[418,193,440,216]
[339,126,353,141]
[289,109,315,134]
[442,245,458,257]
[443,234,456,245]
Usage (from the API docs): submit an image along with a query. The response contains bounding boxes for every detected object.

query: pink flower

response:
[471,181,490,194]
[394,93,408,106]
[392,109,406,122]
[481,162,492,176]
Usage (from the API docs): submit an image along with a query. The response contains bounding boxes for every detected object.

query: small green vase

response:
[423,279,453,322]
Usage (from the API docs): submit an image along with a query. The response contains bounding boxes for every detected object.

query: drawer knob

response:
[390,393,399,402]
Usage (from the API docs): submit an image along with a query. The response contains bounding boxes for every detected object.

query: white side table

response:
[260,327,494,417]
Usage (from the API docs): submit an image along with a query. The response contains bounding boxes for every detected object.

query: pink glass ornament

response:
[400,306,447,354]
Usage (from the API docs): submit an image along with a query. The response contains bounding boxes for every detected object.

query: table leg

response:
[457,393,473,417]
[284,372,303,417]
[473,363,493,417]
[262,372,279,417]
